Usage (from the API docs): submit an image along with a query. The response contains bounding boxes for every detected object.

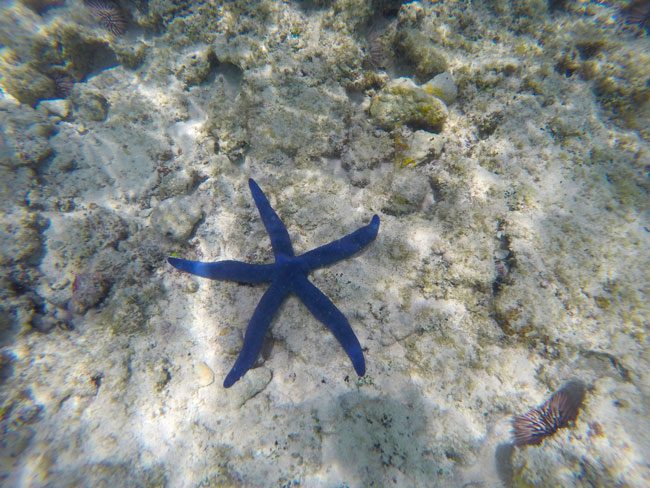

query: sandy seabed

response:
[1,1,648,487]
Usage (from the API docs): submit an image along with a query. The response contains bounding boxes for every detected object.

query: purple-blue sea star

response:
[168,178,380,387]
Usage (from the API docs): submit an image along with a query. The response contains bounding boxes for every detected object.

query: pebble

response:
[196,361,214,387]
[422,72,458,105]
[37,99,71,119]
[228,367,272,408]
[185,281,199,293]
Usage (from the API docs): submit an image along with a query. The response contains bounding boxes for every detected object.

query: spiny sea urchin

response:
[51,72,75,98]
[512,380,586,446]
[84,0,126,36]
[366,26,391,70]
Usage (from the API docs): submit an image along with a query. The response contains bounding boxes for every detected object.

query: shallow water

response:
[0,1,648,487]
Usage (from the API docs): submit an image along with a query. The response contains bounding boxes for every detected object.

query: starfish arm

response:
[292,275,366,377]
[299,215,380,271]
[168,257,275,283]
[248,178,294,257]
[224,282,289,387]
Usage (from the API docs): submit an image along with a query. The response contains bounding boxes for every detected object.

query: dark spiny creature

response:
[51,72,75,98]
[367,28,389,70]
[512,380,586,446]
[84,0,126,35]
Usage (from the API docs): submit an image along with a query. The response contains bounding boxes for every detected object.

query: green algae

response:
[370,78,448,132]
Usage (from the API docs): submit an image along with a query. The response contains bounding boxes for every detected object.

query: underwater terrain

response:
[0,0,648,486]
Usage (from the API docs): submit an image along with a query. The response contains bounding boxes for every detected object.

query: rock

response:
[175,49,217,88]
[69,272,110,315]
[0,63,55,106]
[370,77,448,132]
[422,72,458,105]
[394,129,445,167]
[0,209,43,266]
[195,361,214,387]
[228,367,272,408]
[396,28,448,82]
[384,172,431,216]
[150,196,203,242]
[37,99,71,119]
[72,91,109,122]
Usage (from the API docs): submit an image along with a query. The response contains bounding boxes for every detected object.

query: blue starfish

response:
[168,178,380,388]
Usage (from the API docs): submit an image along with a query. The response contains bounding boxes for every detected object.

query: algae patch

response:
[370,77,448,132]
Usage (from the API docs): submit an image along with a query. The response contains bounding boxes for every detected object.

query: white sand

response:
[1,1,648,487]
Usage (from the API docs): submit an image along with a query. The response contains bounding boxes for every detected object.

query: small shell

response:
[196,362,215,387]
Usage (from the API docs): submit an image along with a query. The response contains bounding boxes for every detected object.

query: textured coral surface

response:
[0,1,648,487]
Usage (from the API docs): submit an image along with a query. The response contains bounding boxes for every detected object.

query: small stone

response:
[396,29,448,81]
[69,272,110,314]
[176,49,216,88]
[195,361,215,387]
[228,367,272,408]
[384,172,431,215]
[37,99,71,119]
[395,129,445,167]
[422,72,458,105]
[150,196,203,242]
[73,91,109,122]
[185,281,199,293]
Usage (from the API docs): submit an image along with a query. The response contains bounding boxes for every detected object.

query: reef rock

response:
[370,77,448,132]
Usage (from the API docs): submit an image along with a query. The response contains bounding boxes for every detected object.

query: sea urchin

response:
[51,72,75,98]
[512,380,586,446]
[84,0,126,36]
